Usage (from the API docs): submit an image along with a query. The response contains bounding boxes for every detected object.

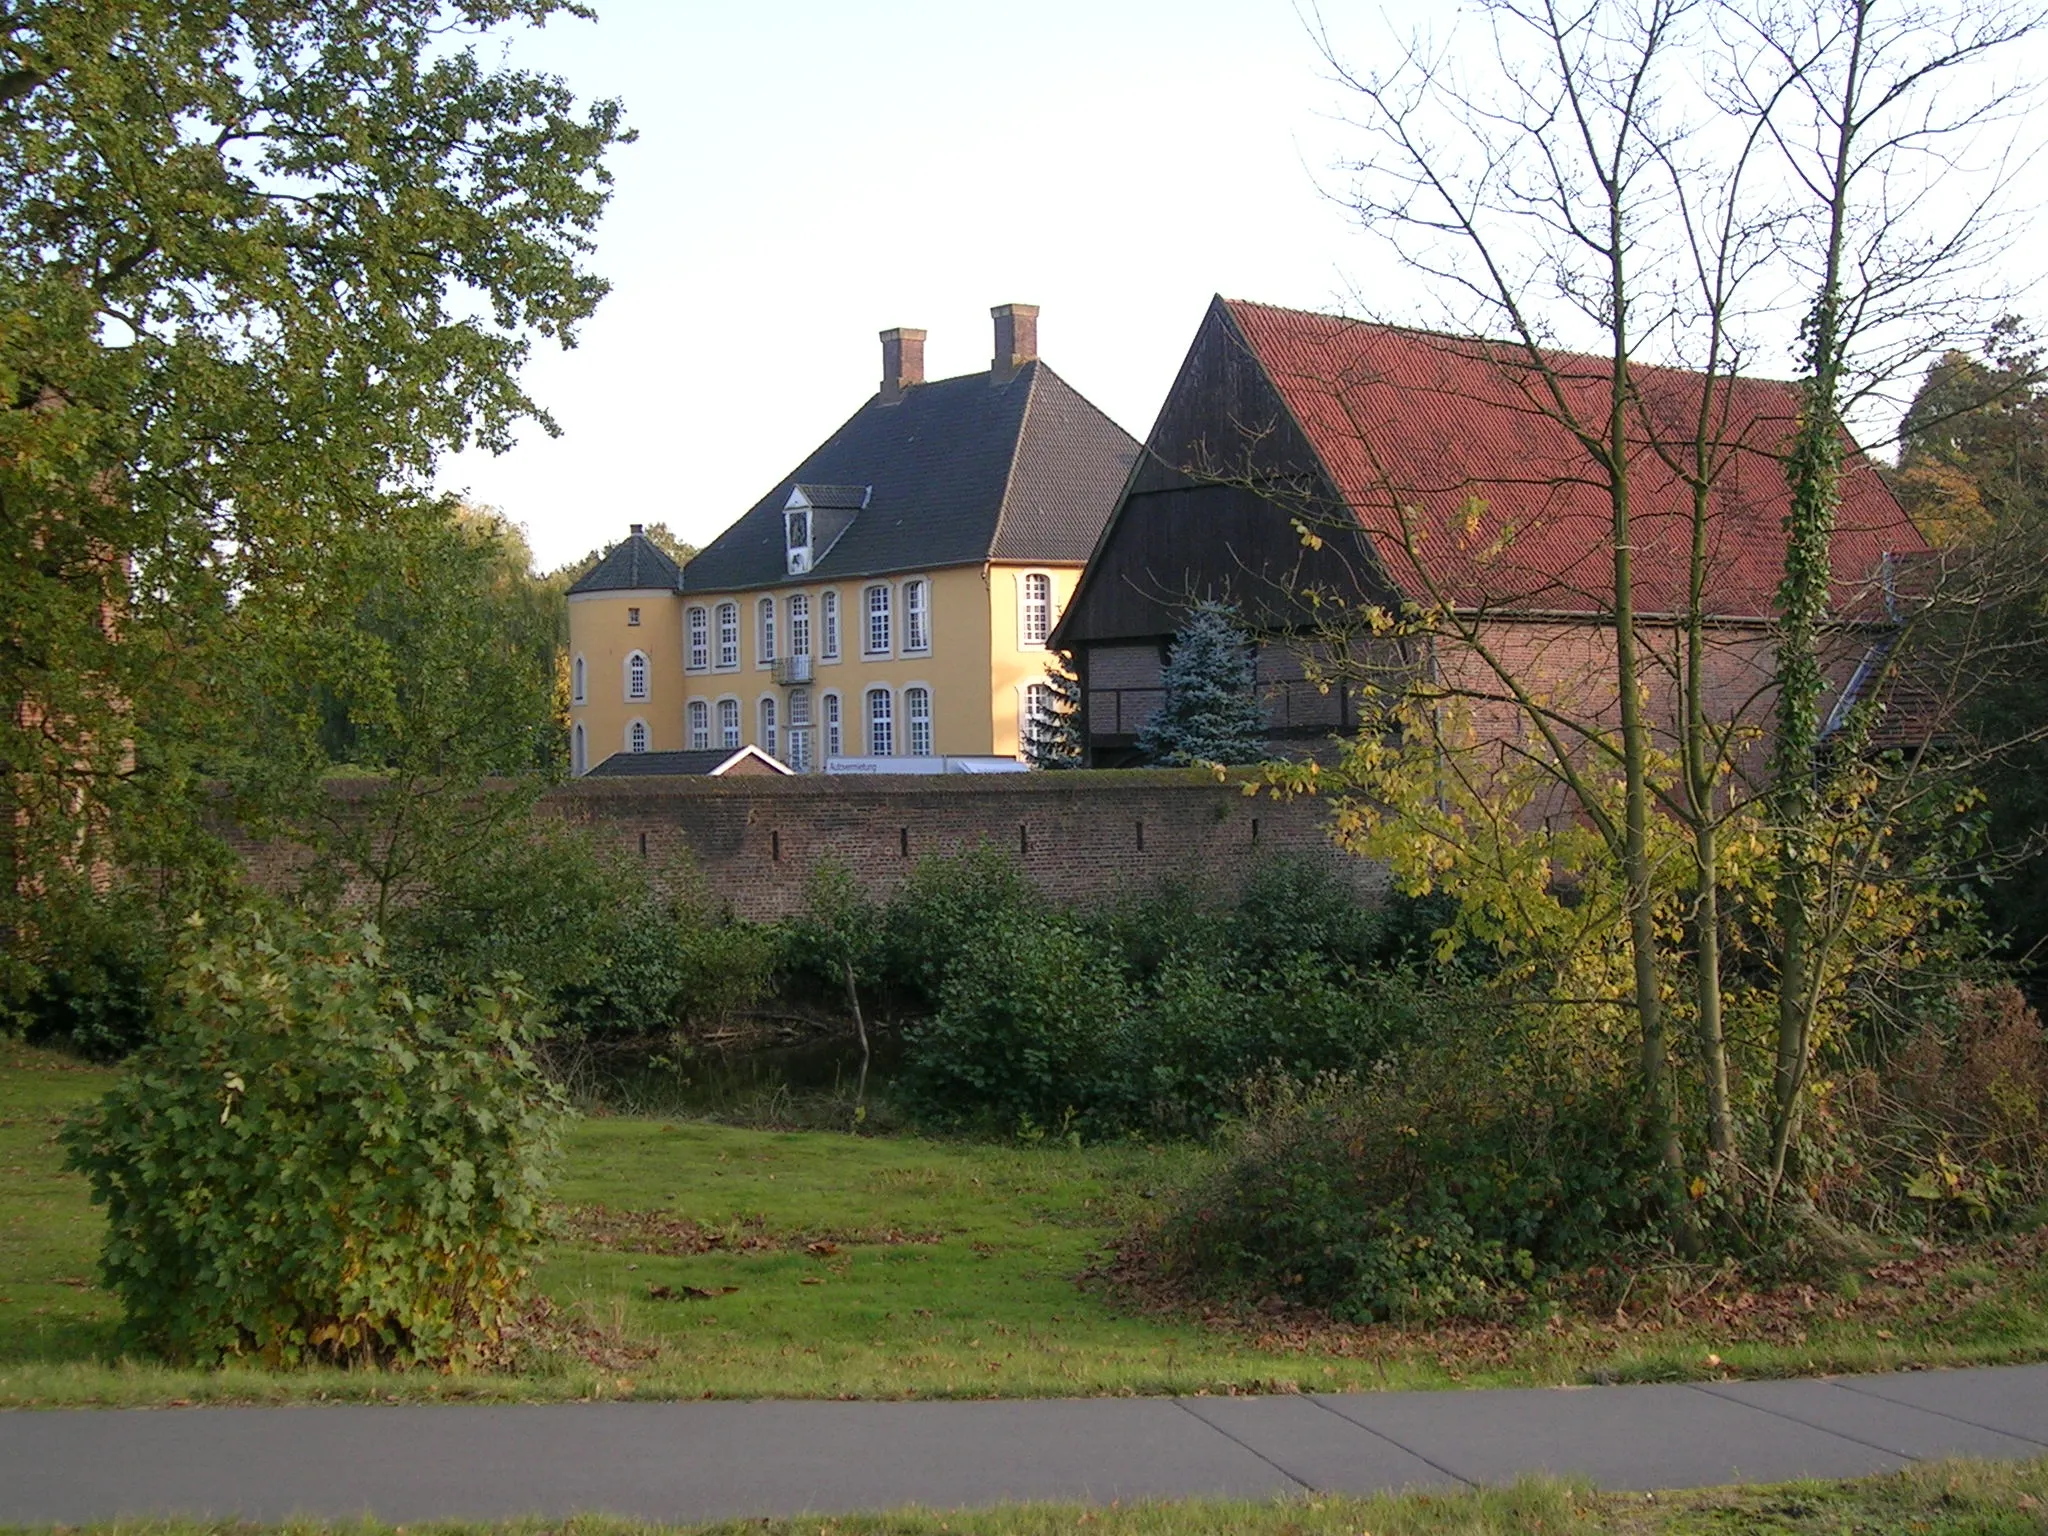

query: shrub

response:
[10,892,172,1062]
[896,908,1132,1132]
[1153,1006,1660,1322]
[880,844,1044,1011]
[61,911,564,1368]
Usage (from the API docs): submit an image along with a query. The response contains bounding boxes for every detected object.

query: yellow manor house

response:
[566,305,1139,775]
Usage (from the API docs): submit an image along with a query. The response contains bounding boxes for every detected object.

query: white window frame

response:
[822,690,842,759]
[1022,681,1053,759]
[863,583,892,657]
[904,683,933,757]
[625,649,649,702]
[571,653,587,705]
[688,699,710,751]
[866,685,894,757]
[716,601,739,670]
[686,606,709,671]
[903,576,931,655]
[572,722,587,775]
[717,695,741,750]
[759,695,778,756]
[1018,571,1054,648]
[820,589,841,662]
[627,718,650,754]
[757,595,777,666]
[786,688,812,772]
[789,593,811,659]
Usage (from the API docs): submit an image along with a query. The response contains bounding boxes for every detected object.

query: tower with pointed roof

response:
[566,305,1139,774]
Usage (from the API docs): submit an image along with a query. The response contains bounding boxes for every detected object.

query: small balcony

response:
[772,655,813,687]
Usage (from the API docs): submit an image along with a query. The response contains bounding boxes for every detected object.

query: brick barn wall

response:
[545,770,1385,921]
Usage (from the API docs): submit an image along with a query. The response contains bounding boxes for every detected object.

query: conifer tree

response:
[1025,651,1086,769]
[1136,604,1267,766]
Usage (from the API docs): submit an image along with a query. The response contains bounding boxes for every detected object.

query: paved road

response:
[3,1365,2045,1525]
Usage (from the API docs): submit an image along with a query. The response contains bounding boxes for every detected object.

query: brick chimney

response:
[879,327,926,403]
[991,303,1039,384]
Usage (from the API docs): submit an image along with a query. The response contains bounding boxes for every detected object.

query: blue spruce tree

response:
[1136,603,1268,766]
[1025,651,1086,769]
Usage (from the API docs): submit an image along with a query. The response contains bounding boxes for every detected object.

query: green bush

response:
[10,892,171,1062]
[897,908,1132,1132]
[1153,1009,1659,1322]
[880,844,1044,1011]
[61,910,565,1368]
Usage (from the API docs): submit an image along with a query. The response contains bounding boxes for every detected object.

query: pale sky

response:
[437,1,2045,572]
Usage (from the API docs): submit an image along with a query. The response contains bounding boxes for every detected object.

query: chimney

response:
[630,522,644,536]
[879,327,927,403]
[991,303,1039,384]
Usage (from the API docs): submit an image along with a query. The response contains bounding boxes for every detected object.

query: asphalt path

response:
[2,1365,2045,1526]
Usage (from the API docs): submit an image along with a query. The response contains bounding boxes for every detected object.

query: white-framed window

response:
[758,595,777,665]
[820,589,841,662]
[686,606,709,671]
[625,649,649,701]
[572,722,587,775]
[864,583,891,656]
[717,696,741,749]
[789,593,811,658]
[903,577,930,654]
[905,685,932,756]
[1020,572,1053,646]
[716,601,739,669]
[866,686,893,756]
[688,699,710,751]
[1024,681,1053,756]
[759,695,777,756]
[572,653,587,705]
[627,718,649,754]
[823,691,842,759]
[787,688,812,772]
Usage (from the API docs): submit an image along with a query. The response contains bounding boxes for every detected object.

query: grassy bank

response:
[6,1040,2048,1407]
[5,1459,2048,1535]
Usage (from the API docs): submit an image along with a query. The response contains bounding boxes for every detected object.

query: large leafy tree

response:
[0,1,628,980]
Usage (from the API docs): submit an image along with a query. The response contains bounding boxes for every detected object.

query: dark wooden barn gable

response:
[1057,300,1387,647]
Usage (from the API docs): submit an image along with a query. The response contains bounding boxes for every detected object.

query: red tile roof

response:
[1225,299,1926,620]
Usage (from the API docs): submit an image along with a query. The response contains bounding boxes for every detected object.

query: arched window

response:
[823,692,842,759]
[716,601,739,669]
[820,590,841,661]
[903,578,930,653]
[626,650,649,701]
[572,722,587,775]
[905,685,933,756]
[864,584,891,656]
[628,719,649,754]
[759,695,778,756]
[686,607,709,671]
[572,654,587,705]
[1023,682,1052,759]
[1021,572,1052,646]
[687,699,710,751]
[717,696,741,749]
[786,689,812,772]
[789,593,811,659]
[758,595,777,664]
[866,686,894,756]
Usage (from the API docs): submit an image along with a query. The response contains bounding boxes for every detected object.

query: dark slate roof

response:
[566,530,684,595]
[682,363,1138,593]
[792,484,871,510]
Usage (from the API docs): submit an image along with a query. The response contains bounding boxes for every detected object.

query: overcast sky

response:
[436,1,2045,572]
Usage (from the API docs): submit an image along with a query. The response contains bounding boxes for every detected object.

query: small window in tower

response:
[628,606,641,627]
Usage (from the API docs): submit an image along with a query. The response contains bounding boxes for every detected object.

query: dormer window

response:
[786,507,811,574]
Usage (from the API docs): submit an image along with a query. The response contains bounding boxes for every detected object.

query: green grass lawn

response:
[6,1039,2048,1408]
[5,1460,2048,1536]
